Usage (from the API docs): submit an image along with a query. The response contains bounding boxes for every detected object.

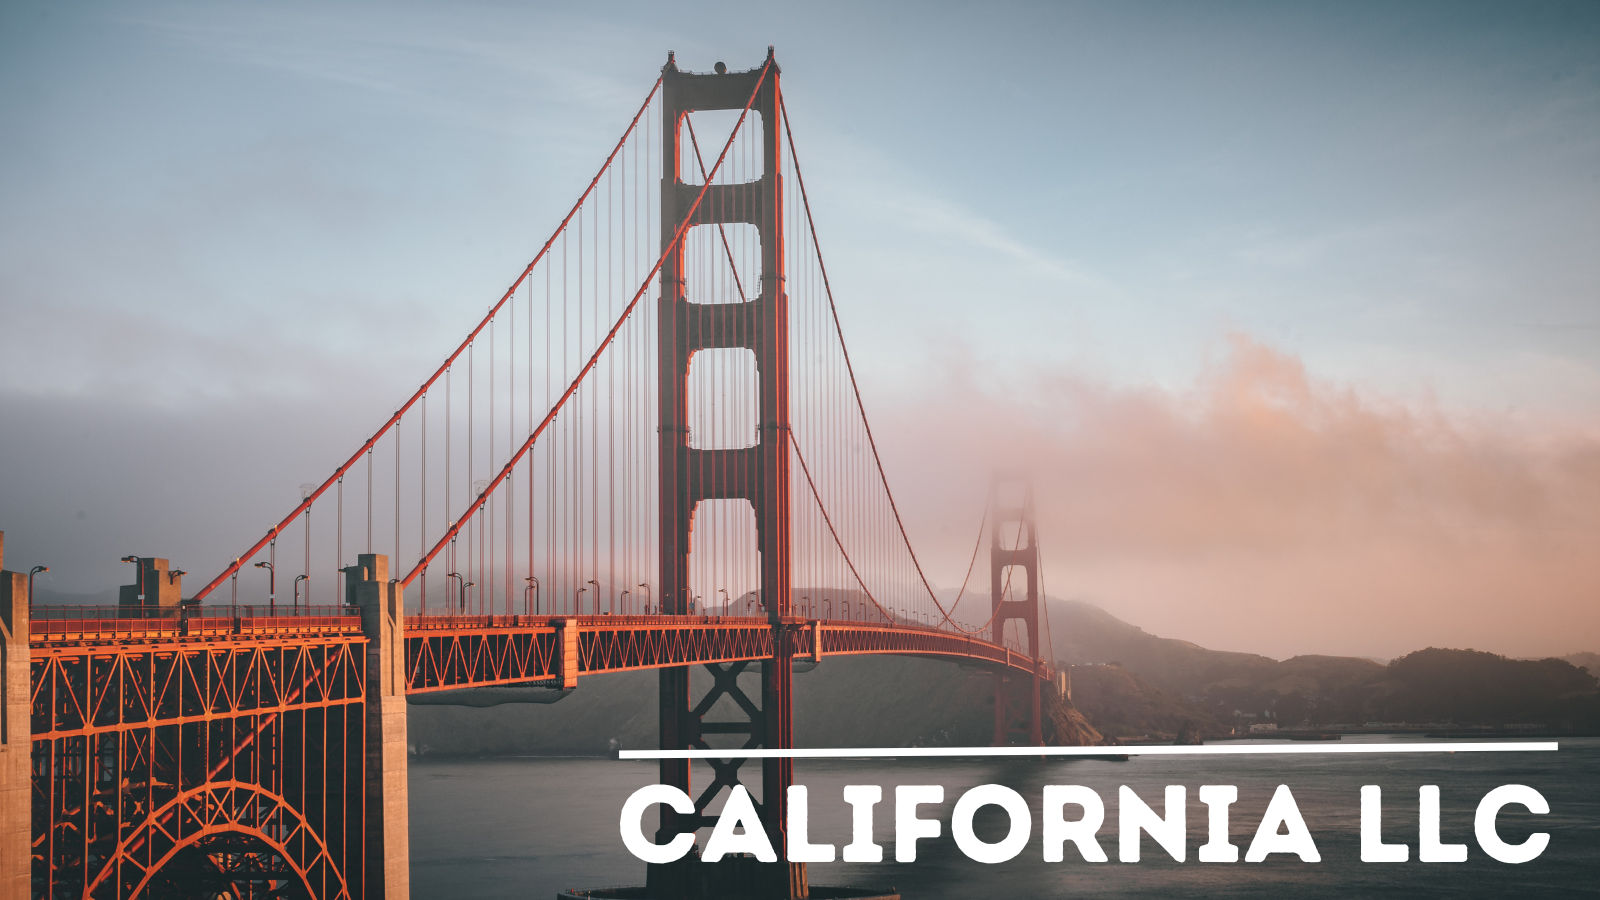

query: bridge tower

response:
[990,477,1044,746]
[654,49,803,898]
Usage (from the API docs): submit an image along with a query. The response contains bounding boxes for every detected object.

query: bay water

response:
[409,736,1600,898]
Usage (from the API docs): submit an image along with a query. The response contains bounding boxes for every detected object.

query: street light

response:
[524,576,540,615]
[586,579,598,615]
[254,561,275,613]
[575,586,586,614]
[618,590,630,615]
[293,574,309,612]
[27,565,47,608]
[120,555,145,605]
[447,572,465,613]
[638,583,652,615]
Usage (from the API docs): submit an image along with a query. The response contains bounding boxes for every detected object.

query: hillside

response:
[1048,598,1600,734]
[1566,652,1600,677]
[1064,662,1225,742]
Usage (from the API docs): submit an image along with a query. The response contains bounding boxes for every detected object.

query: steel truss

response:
[403,615,1043,694]
[30,634,366,899]
[815,622,1047,679]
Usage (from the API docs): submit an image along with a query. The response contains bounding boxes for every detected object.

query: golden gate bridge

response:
[3,49,1059,900]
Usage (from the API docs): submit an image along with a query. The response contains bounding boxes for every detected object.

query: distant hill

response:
[1377,647,1599,726]
[1047,598,1600,735]
[1065,662,1226,742]
[1048,599,1284,689]
[1565,652,1600,677]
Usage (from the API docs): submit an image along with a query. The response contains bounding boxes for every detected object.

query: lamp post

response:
[254,561,275,613]
[168,568,189,618]
[618,589,629,615]
[447,572,465,614]
[120,555,145,606]
[718,587,731,615]
[524,576,540,615]
[27,565,47,609]
[293,574,309,612]
[638,583,651,615]
[586,579,598,615]
[575,586,586,614]
[462,581,474,614]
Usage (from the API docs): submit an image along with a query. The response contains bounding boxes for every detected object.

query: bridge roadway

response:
[29,609,1047,693]
[403,612,1046,692]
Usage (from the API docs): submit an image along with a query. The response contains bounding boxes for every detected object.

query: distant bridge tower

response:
[654,49,803,899]
[990,476,1044,746]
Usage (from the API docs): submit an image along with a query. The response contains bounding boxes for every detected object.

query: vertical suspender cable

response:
[421,394,427,612]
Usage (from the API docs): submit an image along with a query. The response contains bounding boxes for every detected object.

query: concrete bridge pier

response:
[0,533,31,900]
[350,553,411,900]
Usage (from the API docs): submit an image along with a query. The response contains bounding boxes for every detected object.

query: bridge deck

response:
[30,612,1044,694]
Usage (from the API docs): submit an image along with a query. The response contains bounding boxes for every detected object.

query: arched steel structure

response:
[87,782,350,900]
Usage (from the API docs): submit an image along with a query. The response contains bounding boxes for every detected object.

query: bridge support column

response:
[990,480,1044,747]
[654,49,803,898]
[352,553,410,900]
[0,533,31,900]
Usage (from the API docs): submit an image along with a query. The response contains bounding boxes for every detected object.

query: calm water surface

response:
[409,736,1600,898]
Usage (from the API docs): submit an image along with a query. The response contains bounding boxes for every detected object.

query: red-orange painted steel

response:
[27,607,1042,897]
[30,624,366,899]
[402,614,1043,691]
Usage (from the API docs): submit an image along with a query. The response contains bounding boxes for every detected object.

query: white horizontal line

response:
[619,742,1558,760]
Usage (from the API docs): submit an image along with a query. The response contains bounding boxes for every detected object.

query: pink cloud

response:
[870,334,1600,659]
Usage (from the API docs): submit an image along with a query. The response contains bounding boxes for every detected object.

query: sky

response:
[1,0,1596,659]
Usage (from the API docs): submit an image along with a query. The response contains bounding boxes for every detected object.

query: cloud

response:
[871,333,1600,659]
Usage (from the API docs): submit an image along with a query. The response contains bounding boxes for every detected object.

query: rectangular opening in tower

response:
[683,223,761,305]
[686,348,758,451]
[679,109,764,186]
[994,518,1033,552]
[685,498,761,617]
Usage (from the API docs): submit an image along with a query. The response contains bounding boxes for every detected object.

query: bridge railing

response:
[405,612,796,631]
[29,604,361,641]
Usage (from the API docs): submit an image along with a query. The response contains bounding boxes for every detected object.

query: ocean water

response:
[408,736,1600,898]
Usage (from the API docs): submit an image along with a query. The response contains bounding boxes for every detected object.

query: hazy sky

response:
[2,1,1596,659]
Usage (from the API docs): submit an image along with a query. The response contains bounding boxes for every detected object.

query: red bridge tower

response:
[990,477,1045,746]
[653,49,803,899]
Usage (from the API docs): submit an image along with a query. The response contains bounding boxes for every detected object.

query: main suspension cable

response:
[782,95,984,630]
[195,74,667,603]
[401,60,774,587]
